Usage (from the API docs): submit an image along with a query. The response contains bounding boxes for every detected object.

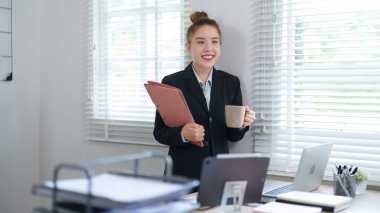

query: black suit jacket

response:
[153,63,249,180]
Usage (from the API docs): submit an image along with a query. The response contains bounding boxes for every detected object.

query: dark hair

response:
[186,11,222,43]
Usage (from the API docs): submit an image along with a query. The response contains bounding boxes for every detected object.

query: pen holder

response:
[333,173,356,198]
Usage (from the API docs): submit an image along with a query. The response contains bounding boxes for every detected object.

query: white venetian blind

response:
[87,0,190,145]
[251,0,380,183]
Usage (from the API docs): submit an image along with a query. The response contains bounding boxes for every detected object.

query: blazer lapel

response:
[209,68,224,113]
[183,64,209,112]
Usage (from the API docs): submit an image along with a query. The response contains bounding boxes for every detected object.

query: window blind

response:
[87,0,190,145]
[251,0,380,183]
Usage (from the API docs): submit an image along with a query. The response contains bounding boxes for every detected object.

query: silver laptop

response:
[262,143,333,198]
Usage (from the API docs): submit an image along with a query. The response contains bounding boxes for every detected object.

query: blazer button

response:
[203,140,209,146]
[209,117,212,122]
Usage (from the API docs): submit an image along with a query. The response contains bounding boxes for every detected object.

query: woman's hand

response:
[242,105,256,127]
[182,123,205,147]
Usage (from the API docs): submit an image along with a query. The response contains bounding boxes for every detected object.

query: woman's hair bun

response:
[190,11,209,23]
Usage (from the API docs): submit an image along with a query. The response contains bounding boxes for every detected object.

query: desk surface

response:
[194,185,380,213]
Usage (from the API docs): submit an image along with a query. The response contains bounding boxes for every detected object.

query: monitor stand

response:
[220,180,247,213]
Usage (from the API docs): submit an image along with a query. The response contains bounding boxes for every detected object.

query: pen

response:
[343,165,347,173]
[351,167,358,175]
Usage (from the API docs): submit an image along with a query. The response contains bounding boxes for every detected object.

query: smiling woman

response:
[153,11,256,181]
[0,0,12,81]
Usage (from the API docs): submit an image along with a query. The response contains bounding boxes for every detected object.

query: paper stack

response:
[276,191,352,212]
[253,202,322,213]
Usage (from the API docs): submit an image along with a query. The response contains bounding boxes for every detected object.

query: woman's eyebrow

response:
[194,37,219,40]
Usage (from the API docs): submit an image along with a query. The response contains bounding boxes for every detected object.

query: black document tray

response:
[32,151,199,213]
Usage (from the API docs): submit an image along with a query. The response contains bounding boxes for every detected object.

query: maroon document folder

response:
[144,81,194,128]
[145,81,204,147]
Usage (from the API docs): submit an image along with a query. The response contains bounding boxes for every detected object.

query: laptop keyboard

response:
[264,184,293,196]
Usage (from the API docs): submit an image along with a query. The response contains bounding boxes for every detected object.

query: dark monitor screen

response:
[197,155,269,207]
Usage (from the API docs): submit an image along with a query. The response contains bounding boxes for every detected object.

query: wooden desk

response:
[194,186,380,212]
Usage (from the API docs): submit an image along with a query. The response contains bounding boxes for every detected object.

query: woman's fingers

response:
[183,123,205,142]
[243,107,256,127]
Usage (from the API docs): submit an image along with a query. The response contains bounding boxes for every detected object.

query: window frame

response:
[251,0,380,185]
[87,0,190,145]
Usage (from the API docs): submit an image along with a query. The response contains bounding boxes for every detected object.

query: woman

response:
[154,11,256,180]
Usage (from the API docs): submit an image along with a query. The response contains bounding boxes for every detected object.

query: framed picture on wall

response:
[0,0,12,81]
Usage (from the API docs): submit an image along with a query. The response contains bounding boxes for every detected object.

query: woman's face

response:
[186,25,221,72]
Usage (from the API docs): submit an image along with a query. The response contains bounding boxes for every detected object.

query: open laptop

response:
[262,143,333,199]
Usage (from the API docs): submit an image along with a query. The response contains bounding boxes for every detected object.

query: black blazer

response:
[154,63,249,180]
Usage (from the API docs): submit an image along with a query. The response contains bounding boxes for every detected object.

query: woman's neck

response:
[193,64,212,84]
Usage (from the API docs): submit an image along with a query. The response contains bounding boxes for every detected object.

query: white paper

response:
[253,202,321,213]
[45,173,184,203]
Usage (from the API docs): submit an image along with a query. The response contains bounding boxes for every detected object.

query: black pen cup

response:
[333,173,356,197]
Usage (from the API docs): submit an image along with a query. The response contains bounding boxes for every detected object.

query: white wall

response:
[0,0,40,212]
[39,0,87,181]
[0,0,253,211]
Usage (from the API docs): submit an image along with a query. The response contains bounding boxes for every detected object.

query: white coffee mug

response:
[225,105,245,128]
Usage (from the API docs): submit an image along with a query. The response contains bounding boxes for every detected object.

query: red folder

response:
[144,81,195,128]
[145,81,204,147]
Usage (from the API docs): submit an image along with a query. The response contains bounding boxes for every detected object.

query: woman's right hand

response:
[182,123,205,147]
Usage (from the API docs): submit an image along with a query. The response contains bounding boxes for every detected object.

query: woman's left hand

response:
[242,105,256,127]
